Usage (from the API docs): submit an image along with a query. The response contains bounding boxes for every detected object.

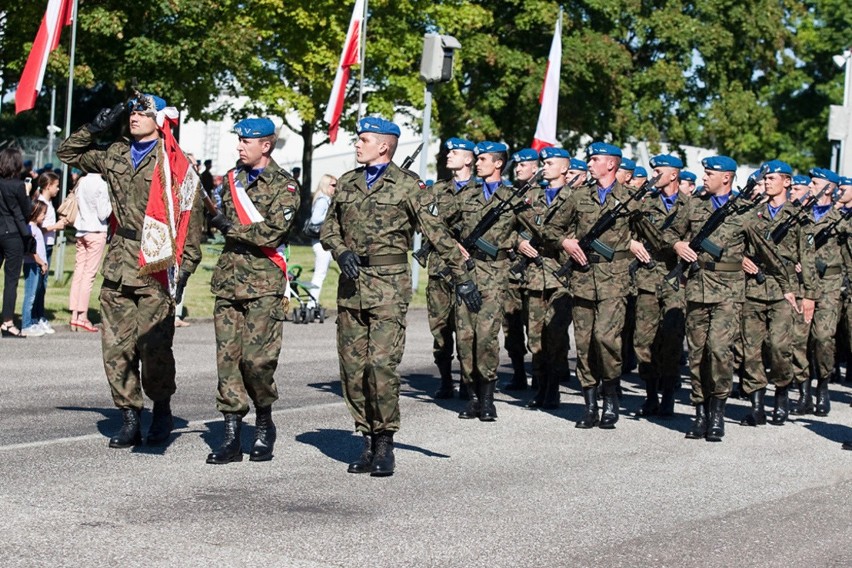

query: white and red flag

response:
[15,0,74,114]
[531,8,563,152]
[324,0,365,143]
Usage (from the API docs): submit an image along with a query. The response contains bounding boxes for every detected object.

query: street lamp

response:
[828,48,852,175]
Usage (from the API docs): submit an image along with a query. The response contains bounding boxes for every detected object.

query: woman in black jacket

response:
[0,148,33,337]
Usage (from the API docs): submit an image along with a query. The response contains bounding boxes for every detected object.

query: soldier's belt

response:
[225,242,263,257]
[697,260,741,272]
[357,253,408,267]
[587,251,631,264]
[471,250,510,262]
[115,227,139,241]
[819,266,842,278]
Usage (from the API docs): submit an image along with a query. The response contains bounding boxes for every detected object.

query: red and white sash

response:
[227,170,290,295]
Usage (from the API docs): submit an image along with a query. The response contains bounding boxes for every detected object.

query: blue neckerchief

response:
[245,167,264,186]
[454,179,470,193]
[365,163,389,189]
[813,203,832,222]
[545,186,562,206]
[483,180,500,201]
[711,193,730,210]
[596,180,615,205]
[843,206,852,215]
[661,193,678,212]
[130,139,158,170]
[766,203,783,219]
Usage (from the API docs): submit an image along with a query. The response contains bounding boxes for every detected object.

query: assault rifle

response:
[664,166,767,291]
[400,143,423,171]
[813,205,852,250]
[764,185,827,245]
[552,174,662,280]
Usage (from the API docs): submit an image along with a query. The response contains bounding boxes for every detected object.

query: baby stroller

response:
[287,264,326,324]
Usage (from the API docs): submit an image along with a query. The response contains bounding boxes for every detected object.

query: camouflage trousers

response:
[740,298,794,393]
[213,295,286,415]
[809,276,842,381]
[526,288,572,384]
[634,287,685,390]
[503,281,527,359]
[456,260,507,385]
[685,300,742,403]
[99,282,175,410]
[338,303,408,434]
[572,296,626,388]
[791,306,810,385]
[427,275,456,366]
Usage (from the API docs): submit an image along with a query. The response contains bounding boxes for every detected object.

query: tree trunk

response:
[293,120,315,245]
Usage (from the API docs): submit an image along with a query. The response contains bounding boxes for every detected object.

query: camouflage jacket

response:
[800,206,847,298]
[662,193,790,303]
[542,181,636,301]
[632,191,686,294]
[210,159,300,300]
[57,127,202,287]
[744,201,817,302]
[516,185,573,291]
[422,177,458,279]
[321,161,467,309]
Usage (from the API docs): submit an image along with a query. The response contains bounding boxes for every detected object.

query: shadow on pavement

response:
[296,428,450,464]
[795,418,852,445]
[307,381,343,398]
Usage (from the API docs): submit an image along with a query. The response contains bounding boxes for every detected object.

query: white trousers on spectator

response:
[310,240,332,306]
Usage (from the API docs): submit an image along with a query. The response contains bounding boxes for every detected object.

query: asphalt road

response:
[2,309,851,567]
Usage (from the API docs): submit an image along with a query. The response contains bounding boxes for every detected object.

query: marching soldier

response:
[789,173,814,400]
[205,118,300,464]
[664,156,795,441]
[57,93,203,448]
[790,175,811,201]
[678,171,697,197]
[738,160,816,427]
[630,166,648,190]
[321,117,479,476]
[567,158,589,188]
[616,157,635,187]
[835,176,852,384]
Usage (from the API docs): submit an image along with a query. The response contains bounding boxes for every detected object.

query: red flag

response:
[531,9,563,152]
[15,0,73,114]
[324,0,365,143]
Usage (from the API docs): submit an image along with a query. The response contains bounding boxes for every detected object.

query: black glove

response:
[210,213,233,235]
[456,280,483,313]
[338,250,361,280]
[86,103,125,134]
[174,270,191,304]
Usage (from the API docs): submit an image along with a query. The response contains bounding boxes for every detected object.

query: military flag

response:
[325,0,366,143]
[531,8,563,151]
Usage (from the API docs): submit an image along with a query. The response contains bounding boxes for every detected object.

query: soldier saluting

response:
[205,118,300,464]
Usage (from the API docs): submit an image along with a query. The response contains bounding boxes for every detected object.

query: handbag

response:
[302,218,323,239]
[56,190,79,227]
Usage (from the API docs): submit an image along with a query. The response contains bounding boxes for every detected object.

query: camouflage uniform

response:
[321,162,466,435]
[57,127,202,411]
[210,160,299,415]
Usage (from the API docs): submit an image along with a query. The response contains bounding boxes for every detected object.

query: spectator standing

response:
[21,201,49,337]
[0,148,33,338]
[307,174,336,308]
[33,172,67,333]
[69,173,111,332]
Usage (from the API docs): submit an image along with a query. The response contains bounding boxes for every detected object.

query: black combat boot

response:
[843,440,852,451]
[458,380,471,401]
[660,384,676,417]
[814,376,831,417]
[503,354,528,390]
[146,398,174,445]
[370,432,395,477]
[249,406,276,462]
[685,402,707,439]
[792,380,814,415]
[770,385,789,426]
[575,385,600,429]
[206,413,243,464]
[479,380,498,421]
[599,380,620,429]
[109,408,142,448]
[433,360,455,399]
[347,433,373,474]
[740,388,767,426]
[705,398,726,442]
[636,377,660,417]
[458,380,480,419]
[541,370,561,409]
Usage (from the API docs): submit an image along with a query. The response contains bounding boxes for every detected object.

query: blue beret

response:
[586,142,622,158]
[445,137,475,151]
[679,171,697,182]
[569,158,588,171]
[840,176,852,186]
[809,167,840,185]
[791,175,811,186]
[633,166,648,178]
[650,154,684,169]
[619,158,636,171]
[702,155,738,172]
[512,148,539,162]
[127,93,167,114]
[474,141,509,156]
[539,147,570,160]
[234,118,276,138]
[761,159,792,176]
[356,116,401,137]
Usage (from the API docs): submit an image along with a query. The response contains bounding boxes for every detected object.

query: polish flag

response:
[531,9,563,152]
[324,0,365,143]
[15,0,74,114]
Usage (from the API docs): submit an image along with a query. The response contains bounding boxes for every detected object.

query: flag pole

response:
[356,0,367,120]
[54,0,78,285]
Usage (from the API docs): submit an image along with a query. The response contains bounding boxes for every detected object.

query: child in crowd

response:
[33,172,66,333]
[21,201,49,337]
